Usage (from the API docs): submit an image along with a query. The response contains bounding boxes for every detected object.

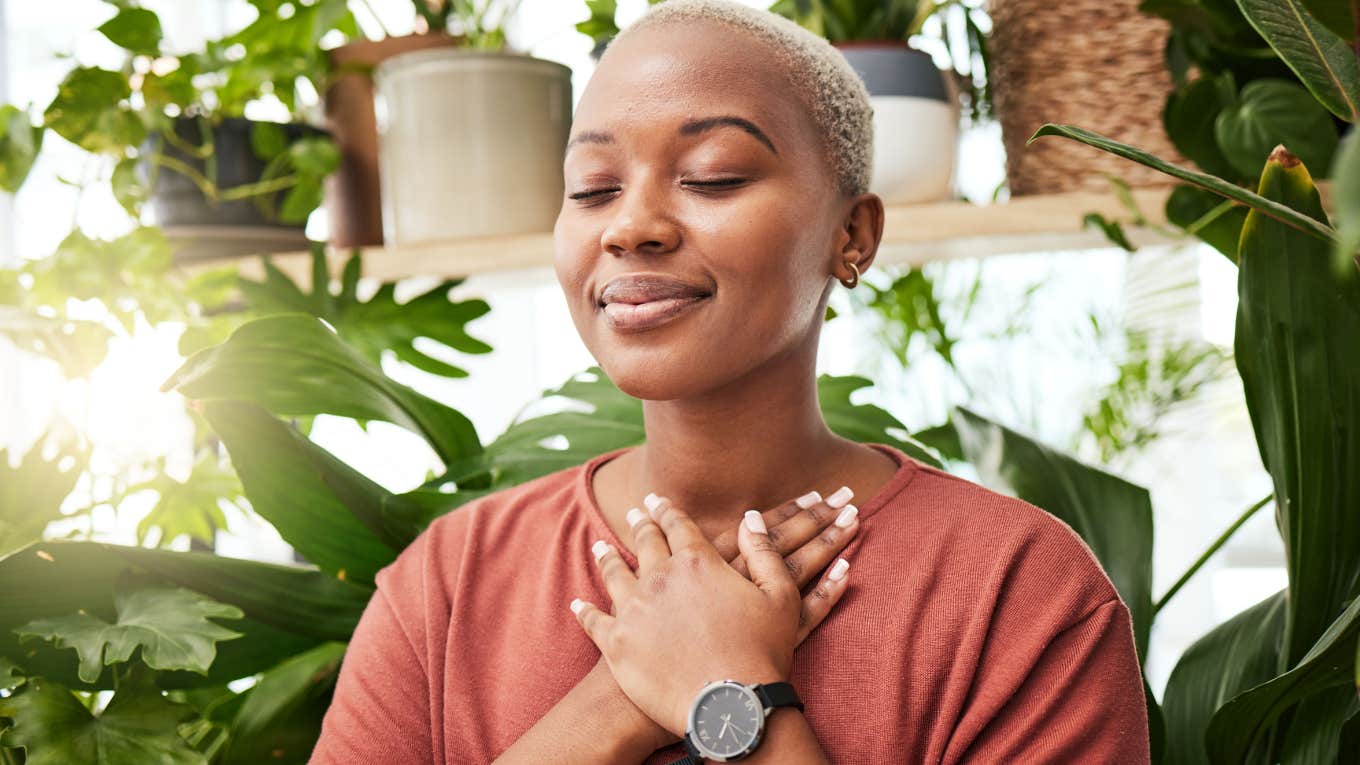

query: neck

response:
[625,339,848,531]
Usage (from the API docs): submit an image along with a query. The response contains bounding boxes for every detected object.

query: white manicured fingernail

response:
[570,598,587,614]
[826,486,854,509]
[744,510,767,534]
[591,539,610,561]
[643,493,663,512]
[828,558,849,582]
[795,490,822,509]
[834,505,858,528]
[626,507,647,528]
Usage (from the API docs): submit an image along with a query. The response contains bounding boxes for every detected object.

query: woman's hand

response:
[570,495,854,739]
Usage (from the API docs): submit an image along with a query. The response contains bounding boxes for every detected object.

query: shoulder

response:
[873,461,1122,626]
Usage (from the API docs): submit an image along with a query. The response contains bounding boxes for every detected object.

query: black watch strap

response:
[754,681,804,714]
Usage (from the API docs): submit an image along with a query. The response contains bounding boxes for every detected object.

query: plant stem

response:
[1153,494,1272,615]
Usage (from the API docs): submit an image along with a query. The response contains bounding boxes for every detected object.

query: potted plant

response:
[771,0,968,204]
[370,0,574,247]
[1,0,356,260]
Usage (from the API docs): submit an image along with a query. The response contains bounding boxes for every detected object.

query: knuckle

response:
[674,547,706,572]
[803,504,831,525]
[783,556,805,582]
[817,528,841,548]
[645,569,668,595]
[750,536,780,555]
[764,525,785,548]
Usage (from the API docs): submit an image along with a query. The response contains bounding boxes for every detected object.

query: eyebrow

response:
[565,115,779,157]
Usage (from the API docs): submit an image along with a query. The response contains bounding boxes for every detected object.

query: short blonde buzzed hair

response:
[605,0,875,199]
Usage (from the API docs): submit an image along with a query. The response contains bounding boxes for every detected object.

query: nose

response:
[599,179,680,257]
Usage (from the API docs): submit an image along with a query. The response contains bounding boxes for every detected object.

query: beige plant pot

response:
[374,49,573,248]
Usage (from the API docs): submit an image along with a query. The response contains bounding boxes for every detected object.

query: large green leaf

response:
[950,407,1154,660]
[1164,74,1238,180]
[201,401,416,584]
[1235,0,1360,122]
[163,314,482,467]
[1029,124,1337,243]
[219,642,345,765]
[0,440,82,559]
[817,375,943,468]
[0,307,113,378]
[0,541,369,690]
[97,7,163,54]
[1234,146,1360,670]
[41,67,145,155]
[1214,78,1338,180]
[0,104,42,192]
[0,665,203,765]
[1162,590,1286,765]
[1206,592,1360,762]
[239,247,494,378]
[15,587,243,684]
[1165,184,1249,261]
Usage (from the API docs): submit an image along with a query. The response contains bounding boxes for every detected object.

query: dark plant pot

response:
[324,33,460,248]
[141,117,323,260]
[833,42,958,204]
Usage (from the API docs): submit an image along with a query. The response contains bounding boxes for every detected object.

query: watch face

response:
[689,682,763,760]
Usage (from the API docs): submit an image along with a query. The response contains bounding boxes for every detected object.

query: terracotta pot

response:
[323,33,459,248]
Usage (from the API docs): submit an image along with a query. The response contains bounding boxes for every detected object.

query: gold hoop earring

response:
[839,260,860,289]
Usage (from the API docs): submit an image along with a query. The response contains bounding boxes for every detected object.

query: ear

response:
[833,192,885,282]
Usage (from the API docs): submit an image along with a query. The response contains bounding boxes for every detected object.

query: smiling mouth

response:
[600,295,711,332]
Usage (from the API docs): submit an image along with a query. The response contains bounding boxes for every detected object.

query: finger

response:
[570,597,614,649]
[713,489,826,563]
[796,557,851,644]
[779,503,858,589]
[591,539,637,603]
[625,506,670,570]
[737,510,797,599]
[644,493,713,557]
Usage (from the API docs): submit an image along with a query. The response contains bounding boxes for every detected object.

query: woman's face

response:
[554,21,858,401]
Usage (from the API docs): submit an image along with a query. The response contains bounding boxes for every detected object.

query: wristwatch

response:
[678,679,805,762]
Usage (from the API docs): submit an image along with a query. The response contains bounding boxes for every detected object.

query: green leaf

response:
[817,375,943,468]
[110,157,148,217]
[16,587,243,684]
[1332,128,1360,272]
[951,406,1155,661]
[240,248,495,379]
[0,439,83,559]
[122,453,242,548]
[1233,140,1360,696]
[1083,212,1138,251]
[277,175,320,224]
[42,67,145,155]
[0,655,24,692]
[1164,74,1238,180]
[97,7,162,54]
[0,308,113,378]
[1161,590,1286,765]
[287,136,339,178]
[1205,592,1360,762]
[162,314,482,467]
[0,541,369,690]
[200,401,413,585]
[248,121,287,160]
[1028,124,1337,243]
[0,104,43,192]
[219,642,345,765]
[0,665,204,765]
[1235,0,1360,122]
[1165,184,1249,261]
[1214,79,1339,180]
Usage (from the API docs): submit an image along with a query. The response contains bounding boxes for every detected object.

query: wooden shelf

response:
[182,186,1189,287]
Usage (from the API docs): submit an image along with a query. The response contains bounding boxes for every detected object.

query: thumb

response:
[738,510,795,597]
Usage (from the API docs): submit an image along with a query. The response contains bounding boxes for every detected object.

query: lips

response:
[596,273,713,333]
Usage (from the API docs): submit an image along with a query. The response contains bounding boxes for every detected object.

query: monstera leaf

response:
[120,452,244,548]
[15,586,244,684]
[238,247,493,378]
[0,665,203,765]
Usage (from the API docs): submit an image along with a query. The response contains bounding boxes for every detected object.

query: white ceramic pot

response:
[836,44,958,204]
[374,49,573,247]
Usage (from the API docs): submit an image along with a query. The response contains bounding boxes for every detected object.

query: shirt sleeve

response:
[952,598,1152,764]
[307,534,436,765]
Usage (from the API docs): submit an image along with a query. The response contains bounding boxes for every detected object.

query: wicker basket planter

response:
[988,0,1184,195]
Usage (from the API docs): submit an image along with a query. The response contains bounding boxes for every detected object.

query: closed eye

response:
[568,178,748,201]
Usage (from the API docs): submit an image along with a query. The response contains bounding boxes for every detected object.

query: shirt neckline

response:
[575,441,922,569]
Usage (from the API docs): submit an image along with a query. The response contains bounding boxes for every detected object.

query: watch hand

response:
[717,719,730,741]
[727,721,752,739]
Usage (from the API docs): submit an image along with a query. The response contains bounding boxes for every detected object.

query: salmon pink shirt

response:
[309,442,1151,764]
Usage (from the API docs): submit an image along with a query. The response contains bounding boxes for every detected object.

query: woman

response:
[308,1,1151,763]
